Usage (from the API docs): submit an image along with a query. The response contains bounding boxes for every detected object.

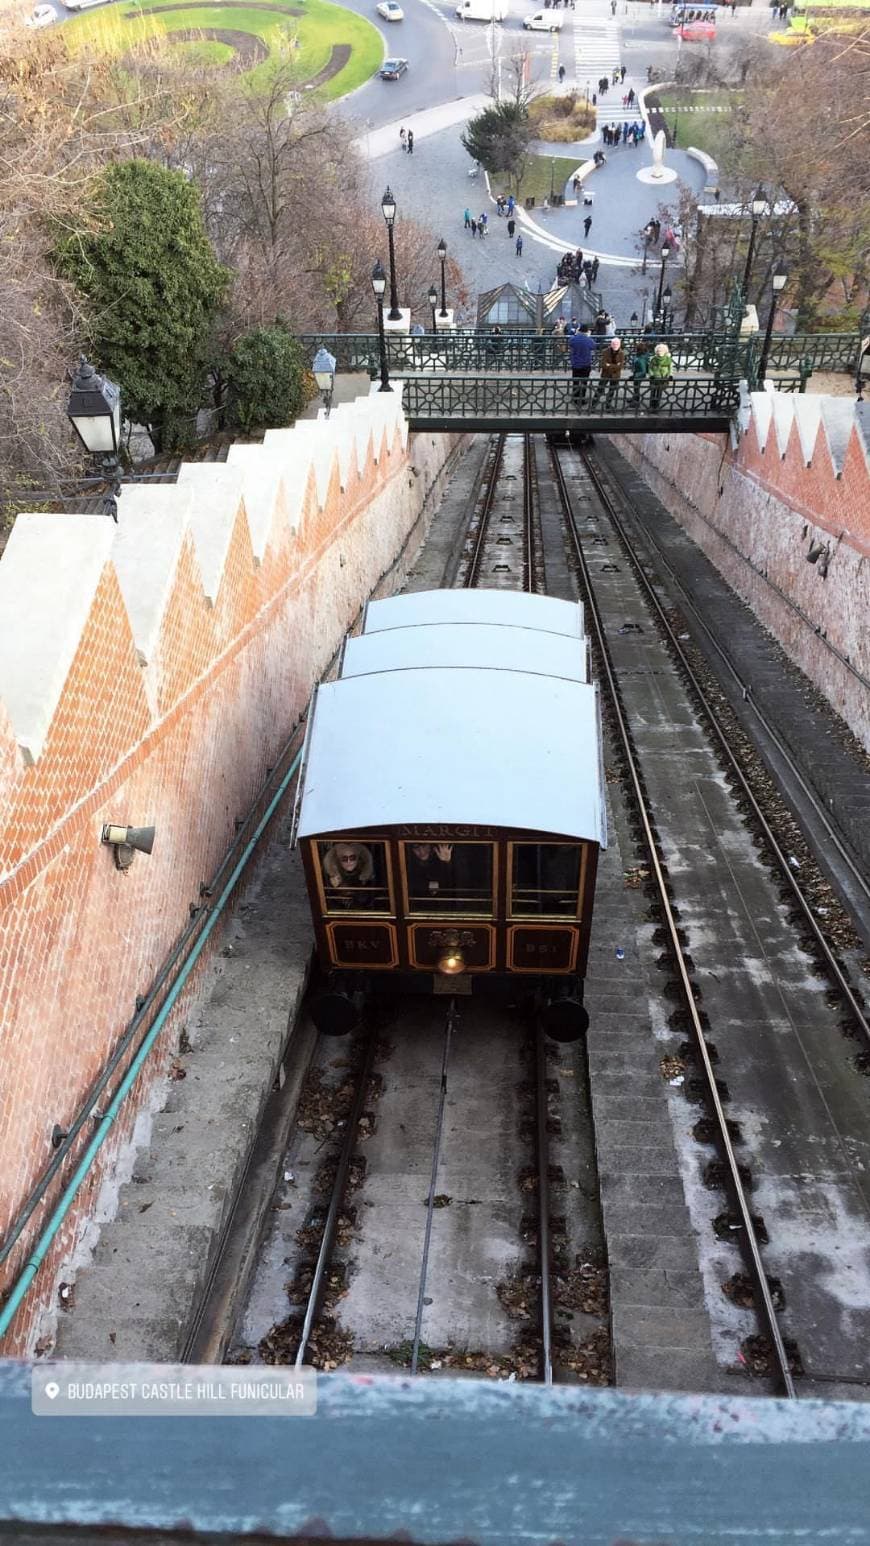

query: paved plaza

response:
[351,0,770,329]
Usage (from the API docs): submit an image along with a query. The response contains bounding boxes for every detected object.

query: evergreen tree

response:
[225,325,311,433]
[57,159,228,452]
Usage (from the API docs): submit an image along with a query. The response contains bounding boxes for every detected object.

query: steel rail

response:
[549,443,797,1401]
[582,451,870,1053]
[411,1003,457,1376]
[535,1028,554,1386]
[587,452,870,922]
[464,434,506,588]
[294,1034,379,1370]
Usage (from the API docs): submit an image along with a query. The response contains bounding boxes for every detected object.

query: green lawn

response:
[62,0,382,98]
[492,155,582,204]
[654,88,742,169]
[172,37,235,64]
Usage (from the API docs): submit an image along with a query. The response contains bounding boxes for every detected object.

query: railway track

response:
[190,430,869,1401]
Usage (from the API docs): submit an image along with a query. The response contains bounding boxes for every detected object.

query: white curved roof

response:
[296,667,606,845]
[342,623,588,682]
[363,589,584,638]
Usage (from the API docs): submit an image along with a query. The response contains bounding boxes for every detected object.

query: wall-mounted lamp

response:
[101,823,156,871]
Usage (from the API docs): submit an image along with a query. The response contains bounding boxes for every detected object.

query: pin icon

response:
[45,1381,60,1400]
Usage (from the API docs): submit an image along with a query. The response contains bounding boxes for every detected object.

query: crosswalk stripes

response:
[568,0,644,128]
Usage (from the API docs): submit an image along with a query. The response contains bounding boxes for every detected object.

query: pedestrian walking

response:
[620,64,626,82]
[627,87,634,106]
[559,64,566,83]
[507,217,516,237]
[592,91,597,106]
[507,194,515,216]
[480,211,488,230]
[612,67,619,85]
[590,255,599,283]
[471,218,478,237]
[400,126,406,150]
[569,324,596,405]
[610,0,616,13]
[583,214,592,238]
[407,129,414,154]
[464,207,471,228]
[593,308,608,337]
[515,234,523,256]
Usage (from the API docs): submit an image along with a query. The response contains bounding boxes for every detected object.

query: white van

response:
[523,8,564,27]
[455,0,508,19]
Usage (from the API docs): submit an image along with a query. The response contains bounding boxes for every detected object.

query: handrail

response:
[298,330,863,378]
[0,744,303,1344]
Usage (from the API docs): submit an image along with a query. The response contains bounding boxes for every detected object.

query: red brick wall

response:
[0,403,462,1353]
[611,395,870,749]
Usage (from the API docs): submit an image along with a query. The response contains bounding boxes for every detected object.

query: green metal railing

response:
[398,372,741,426]
[299,331,862,381]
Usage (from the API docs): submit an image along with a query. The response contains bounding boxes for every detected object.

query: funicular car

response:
[292,591,607,1041]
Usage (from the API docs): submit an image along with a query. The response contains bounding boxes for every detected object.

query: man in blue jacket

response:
[569,324,596,405]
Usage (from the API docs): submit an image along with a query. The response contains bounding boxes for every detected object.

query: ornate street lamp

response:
[437,237,448,318]
[371,260,392,393]
[381,186,402,322]
[655,244,670,321]
[428,285,438,335]
[758,271,787,386]
[311,346,336,417]
[66,356,123,521]
[662,284,673,333]
[742,187,767,303]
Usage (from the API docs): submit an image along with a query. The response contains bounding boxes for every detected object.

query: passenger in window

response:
[322,842,374,895]
[407,842,454,899]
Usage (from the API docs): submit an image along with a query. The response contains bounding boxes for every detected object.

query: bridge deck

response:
[397,373,739,434]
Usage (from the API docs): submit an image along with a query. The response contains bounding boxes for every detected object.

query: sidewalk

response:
[353,95,488,158]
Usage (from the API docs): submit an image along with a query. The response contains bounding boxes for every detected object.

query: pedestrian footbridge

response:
[395,373,739,434]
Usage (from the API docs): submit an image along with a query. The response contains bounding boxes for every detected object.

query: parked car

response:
[377,1,404,18]
[64,0,111,11]
[379,56,408,77]
[24,3,55,23]
[523,9,564,27]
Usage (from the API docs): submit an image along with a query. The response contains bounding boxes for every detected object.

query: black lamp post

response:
[741,187,767,303]
[371,260,392,392]
[381,186,402,322]
[428,285,438,334]
[66,355,123,521]
[655,245,669,321]
[662,285,673,333]
[437,237,448,318]
[758,271,787,385]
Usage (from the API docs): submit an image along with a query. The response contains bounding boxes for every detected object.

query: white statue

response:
[650,129,667,180]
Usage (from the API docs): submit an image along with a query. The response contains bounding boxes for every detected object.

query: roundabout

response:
[61,0,382,97]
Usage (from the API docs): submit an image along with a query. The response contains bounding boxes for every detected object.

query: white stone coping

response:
[0,392,409,766]
[0,515,116,766]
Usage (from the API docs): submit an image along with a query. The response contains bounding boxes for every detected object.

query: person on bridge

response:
[592,337,626,409]
[569,325,596,405]
[648,342,673,411]
[630,339,652,408]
